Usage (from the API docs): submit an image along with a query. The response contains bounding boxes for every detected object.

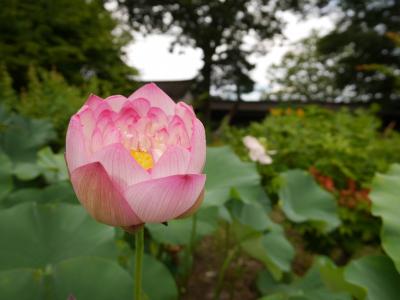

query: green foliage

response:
[0,105,77,209]
[257,265,352,300]
[146,146,294,282]
[267,32,355,102]
[258,254,400,300]
[205,146,295,279]
[2,182,78,209]
[129,254,178,300]
[357,32,400,104]
[0,269,43,300]
[0,0,136,91]
[279,170,340,232]
[204,146,262,207]
[223,106,400,259]
[0,105,56,162]
[0,203,117,270]
[1,105,400,299]
[232,213,295,280]
[37,147,69,183]
[0,65,122,141]
[0,257,134,300]
[17,67,84,138]
[0,202,179,300]
[50,257,134,300]
[257,253,400,300]
[224,106,400,191]
[344,255,400,300]
[0,64,18,110]
[370,164,400,272]
[316,257,364,299]
[146,207,219,245]
[146,146,267,246]
[317,1,400,102]
[0,151,13,201]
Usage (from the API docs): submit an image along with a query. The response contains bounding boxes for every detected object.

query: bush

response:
[17,66,84,138]
[0,65,115,143]
[224,106,400,190]
[223,106,400,258]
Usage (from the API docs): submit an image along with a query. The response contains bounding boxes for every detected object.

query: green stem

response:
[190,213,197,254]
[224,222,230,255]
[213,246,239,300]
[183,214,198,289]
[134,227,144,300]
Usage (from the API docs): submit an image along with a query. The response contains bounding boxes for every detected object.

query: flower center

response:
[130,150,154,170]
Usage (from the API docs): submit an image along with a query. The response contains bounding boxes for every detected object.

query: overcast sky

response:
[115,7,336,100]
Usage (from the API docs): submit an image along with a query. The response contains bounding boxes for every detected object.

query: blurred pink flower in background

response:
[66,83,206,228]
[242,135,275,165]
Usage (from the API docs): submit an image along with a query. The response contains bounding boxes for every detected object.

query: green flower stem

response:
[134,227,144,300]
[184,214,198,288]
[190,213,198,254]
[224,222,230,255]
[213,246,239,300]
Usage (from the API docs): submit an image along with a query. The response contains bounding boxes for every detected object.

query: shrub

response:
[224,106,400,190]
[223,106,400,258]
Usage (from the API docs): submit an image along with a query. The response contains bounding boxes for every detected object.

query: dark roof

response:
[209,98,400,126]
[137,80,400,126]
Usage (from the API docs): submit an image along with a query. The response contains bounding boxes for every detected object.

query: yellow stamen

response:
[130,150,154,170]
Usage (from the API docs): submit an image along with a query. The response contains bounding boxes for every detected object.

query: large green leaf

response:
[316,257,364,299]
[2,181,78,208]
[13,162,41,180]
[147,206,219,245]
[344,255,400,300]
[0,269,43,300]
[41,181,78,204]
[232,218,294,280]
[257,267,352,300]
[0,113,56,162]
[234,201,270,231]
[0,151,13,201]
[291,268,351,300]
[370,164,400,272]
[1,188,43,208]
[0,253,178,300]
[279,169,340,232]
[0,257,135,300]
[1,182,77,208]
[204,146,261,207]
[259,295,287,300]
[37,147,69,183]
[241,231,294,281]
[53,257,133,300]
[129,254,178,300]
[0,202,116,271]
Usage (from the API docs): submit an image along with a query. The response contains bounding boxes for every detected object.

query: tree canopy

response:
[267,33,357,102]
[118,0,307,118]
[317,0,400,102]
[0,0,136,92]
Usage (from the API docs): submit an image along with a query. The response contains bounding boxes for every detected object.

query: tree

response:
[118,0,304,119]
[317,0,400,103]
[358,32,400,96]
[0,64,18,110]
[0,0,136,92]
[267,32,357,102]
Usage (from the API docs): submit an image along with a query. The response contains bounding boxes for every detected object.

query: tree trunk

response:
[226,83,242,125]
[200,52,212,126]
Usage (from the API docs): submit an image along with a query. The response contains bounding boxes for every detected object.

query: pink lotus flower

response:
[66,83,206,228]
